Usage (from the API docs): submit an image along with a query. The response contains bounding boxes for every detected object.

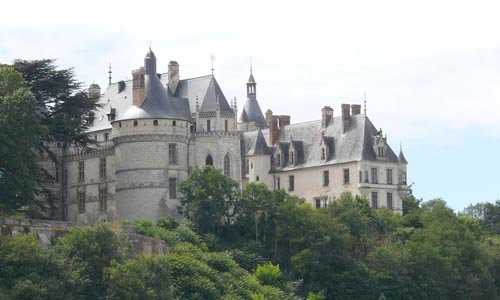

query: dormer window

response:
[276,154,281,167]
[321,148,326,160]
[373,128,388,158]
[290,151,295,164]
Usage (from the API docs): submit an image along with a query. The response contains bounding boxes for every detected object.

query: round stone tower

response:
[111,49,193,220]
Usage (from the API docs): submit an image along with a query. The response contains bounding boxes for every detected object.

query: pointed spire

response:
[108,63,112,85]
[398,143,408,164]
[210,54,215,75]
[144,48,157,75]
[364,91,367,115]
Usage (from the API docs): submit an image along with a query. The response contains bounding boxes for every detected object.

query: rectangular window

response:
[277,177,280,189]
[315,198,321,209]
[207,120,211,132]
[276,154,281,167]
[78,161,85,183]
[169,178,177,199]
[169,144,177,164]
[104,132,109,141]
[371,192,378,209]
[289,175,295,192]
[386,169,393,185]
[99,157,106,178]
[246,159,249,175]
[343,168,350,184]
[371,168,378,184]
[387,192,393,210]
[78,192,86,213]
[225,120,228,132]
[364,170,369,183]
[99,189,107,211]
[359,171,362,183]
[323,170,329,187]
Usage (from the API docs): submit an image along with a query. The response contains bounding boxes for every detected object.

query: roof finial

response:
[250,56,253,74]
[363,91,367,115]
[210,54,215,75]
[108,63,112,85]
[400,141,403,152]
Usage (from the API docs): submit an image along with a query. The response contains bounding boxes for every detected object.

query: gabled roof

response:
[174,75,233,114]
[242,114,402,171]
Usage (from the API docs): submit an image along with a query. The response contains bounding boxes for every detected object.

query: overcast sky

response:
[2,0,499,210]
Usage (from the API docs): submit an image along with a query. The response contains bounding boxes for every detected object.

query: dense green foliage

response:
[1,60,99,216]
[2,167,500,299]
[0,68,45,213]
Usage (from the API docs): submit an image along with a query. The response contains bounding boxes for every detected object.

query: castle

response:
[50,49,408,224]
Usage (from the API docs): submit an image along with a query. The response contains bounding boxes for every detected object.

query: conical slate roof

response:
[248,129,273,155]
[398,149,408,164]
[117,49,192,122]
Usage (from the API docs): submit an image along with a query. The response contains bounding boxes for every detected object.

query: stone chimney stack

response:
[321,106,333,129]
[351,104,361,115]
[265,109,279,145]
[88,83,101,99]
[132,67,145,107]
[341,103,351,133]
[168,61,180,94]
[278,115,290,128]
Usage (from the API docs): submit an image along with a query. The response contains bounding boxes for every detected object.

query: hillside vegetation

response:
[1,167,500,299]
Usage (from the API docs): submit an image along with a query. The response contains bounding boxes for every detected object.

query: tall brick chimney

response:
[265,109,279,145]
[132,67,145,107]
[351,104,361,115]
[341,103,350,133]
[278,115,290,128]
[321,106,333,129]
[168,61,180,94]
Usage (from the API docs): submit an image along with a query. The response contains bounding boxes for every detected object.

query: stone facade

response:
[45,49,408,224]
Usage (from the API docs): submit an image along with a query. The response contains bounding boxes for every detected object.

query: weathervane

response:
[210,54,215,75]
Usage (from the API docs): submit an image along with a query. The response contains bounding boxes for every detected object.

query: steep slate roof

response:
[87,61,231,132]
[240,99,267,128]
[242,114,400,171]
[398,149,408,164]
[248,129,273,155]
[174,75,233,114]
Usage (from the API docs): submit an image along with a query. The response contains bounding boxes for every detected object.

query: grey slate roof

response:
[174,75,232,114]
[87,57,232,132]
[398,150,408,164]
[248,129,273,155]
[240,97,268,128]
[117,49,191,122]
[243,114,400,171]
[248,72,256,83]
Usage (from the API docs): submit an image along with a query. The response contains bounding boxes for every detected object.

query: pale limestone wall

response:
[252,160,405,214]
[191,132,242,181]
[197,117,236,133]
[248,155,273,187]
[112,118,190,221]
[65,150,116,224]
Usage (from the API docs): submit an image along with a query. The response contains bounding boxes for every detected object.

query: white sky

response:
[2,0,500,208]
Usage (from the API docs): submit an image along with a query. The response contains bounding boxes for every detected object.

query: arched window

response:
[206,155,213,166]
[133,120,138,127]
[153,120,158,126]
[224,154,230,177]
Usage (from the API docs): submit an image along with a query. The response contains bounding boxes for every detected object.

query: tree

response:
[8,59,100,217]
[0,67,45,213]
[179,166,240,235]
[104,254,172,299]
[55,222,132,298]
[0,233,87,299]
